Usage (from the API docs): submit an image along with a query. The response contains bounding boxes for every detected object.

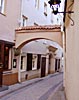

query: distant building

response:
[0,0,63,85]
[20,0,62,26]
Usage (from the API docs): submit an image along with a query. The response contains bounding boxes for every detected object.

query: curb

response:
[0,72,63,99]
[0,78,43,98]
[47,83,66,100]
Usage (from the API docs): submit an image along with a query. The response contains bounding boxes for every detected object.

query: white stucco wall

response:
[0,0,21,42]
[20,0,63,26]
[65,0,79,100]
[15,30,62,48]
[22,41,48,54]
[0,0,21,75]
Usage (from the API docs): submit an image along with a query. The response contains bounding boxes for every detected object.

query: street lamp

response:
[48,0,61,15]
[48,0,74,15]
[48,0,74,26]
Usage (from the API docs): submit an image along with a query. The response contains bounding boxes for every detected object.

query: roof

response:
[15,25,61,31]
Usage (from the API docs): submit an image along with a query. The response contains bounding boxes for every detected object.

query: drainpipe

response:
[18,49,22,83]
[18,0,22,83]
[46,49,49,76]
[18,54,21,83]
[62,0,67,87]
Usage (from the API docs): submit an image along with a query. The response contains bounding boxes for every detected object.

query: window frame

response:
[22,15,28,27]
[44,2,47,16]
[35,0,39,9]
[51,11,54,23]
[32,54,37,70]
[0,0,5,15]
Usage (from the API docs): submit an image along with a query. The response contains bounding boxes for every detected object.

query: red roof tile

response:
[15,25,61,31]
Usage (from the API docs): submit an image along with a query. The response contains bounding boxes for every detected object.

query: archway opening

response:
[15,38,63,82]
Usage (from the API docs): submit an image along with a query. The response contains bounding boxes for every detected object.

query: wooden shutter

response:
[55,59,57,71]
[37,54,41,69]
[27,53,32,71]
[58,59,60,69]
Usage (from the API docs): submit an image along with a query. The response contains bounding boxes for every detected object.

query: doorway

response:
[55,59,60,72]
[41,57,46,77]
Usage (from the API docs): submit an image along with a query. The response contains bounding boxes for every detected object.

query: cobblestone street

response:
[0,72,65,100]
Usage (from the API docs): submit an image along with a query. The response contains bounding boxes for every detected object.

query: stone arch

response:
[16,37,62,49]
[15,25,62,49]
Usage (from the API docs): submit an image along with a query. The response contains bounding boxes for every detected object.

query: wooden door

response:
[41,57,46,77]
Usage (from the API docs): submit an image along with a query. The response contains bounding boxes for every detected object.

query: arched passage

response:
[15,25,62,49]
[15,39,63,82]
[15,25,63,82]
[16,38,62,50]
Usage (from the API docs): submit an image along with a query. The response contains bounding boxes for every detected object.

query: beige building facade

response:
[0,0,21,85]
[64,0,79,100]
[15,25,63,82]
[0,0,63,86]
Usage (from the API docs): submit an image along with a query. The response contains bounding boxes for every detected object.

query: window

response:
[55,59,60,72]
[27,53,40,71]
[32,54,37,70]
[22,15,28,27]
[34,22,38,26]
[44,2,47,16]
[20,56,26,71]
[23,18,26,26]
[0,0,5,14]
[13,59,17,68]
[51,11,54,23]
[35,0,39,9]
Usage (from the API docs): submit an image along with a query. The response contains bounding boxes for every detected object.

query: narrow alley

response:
[0,72,65,100]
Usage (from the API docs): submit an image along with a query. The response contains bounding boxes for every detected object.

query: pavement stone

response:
[0,72,66,100]
[0,78,43,97]
[47,84,66,100]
